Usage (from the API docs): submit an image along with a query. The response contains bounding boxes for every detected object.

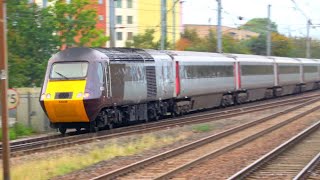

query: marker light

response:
[84,92,90,98]
[76,92,83,98]
[46,93,51,99]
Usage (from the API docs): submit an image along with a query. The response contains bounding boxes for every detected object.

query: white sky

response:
[182,0,320,39]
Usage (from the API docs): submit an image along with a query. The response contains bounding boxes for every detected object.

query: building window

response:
[116,16,122,24]
[98,0,103,4]
[127,32,133,40]
[127,0,132,8]
[43,0,48,7]
[116,0,122,8]
[127,16,133,24]
[117,32,123,40]
[98,15,104,21]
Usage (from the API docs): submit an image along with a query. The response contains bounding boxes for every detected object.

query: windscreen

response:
[50,62,88,79]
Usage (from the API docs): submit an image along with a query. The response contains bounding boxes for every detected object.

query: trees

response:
[50,0,108,48]
[7,0,108,87]
[239,18,277,34]
[7,0,59,87]
[125,29,171,49]
[176,28,250,54]
[125,29,159,49]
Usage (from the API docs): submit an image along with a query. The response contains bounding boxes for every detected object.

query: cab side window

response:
[97,63,104,84]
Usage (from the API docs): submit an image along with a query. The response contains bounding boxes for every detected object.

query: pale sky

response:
[183,0,320,39]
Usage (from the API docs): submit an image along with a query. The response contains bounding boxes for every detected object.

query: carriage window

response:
[50,62,88,79]
[97,63,104,84]
[304,66,317,73]
[279,66,300,74]
[241,65,273,75]
[183,65,233,79]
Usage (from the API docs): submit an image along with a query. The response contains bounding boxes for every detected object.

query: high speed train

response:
[39,47,320,134]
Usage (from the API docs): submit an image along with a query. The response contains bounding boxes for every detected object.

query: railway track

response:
[2,92,319,158]
[228,120,320,180]
[294,152,320,180]
[91,96,320,180]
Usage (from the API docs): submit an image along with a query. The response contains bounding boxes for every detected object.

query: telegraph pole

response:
[306,19,312,58]
[216,0,222,53]
[109,0,116,47]
[172,0,177,50]
[0,1,11,180]
[267,4,271,56]
[161,0,167,50]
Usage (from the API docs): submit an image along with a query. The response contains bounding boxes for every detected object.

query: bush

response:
[192,124,213,133]
[0,123,35,140]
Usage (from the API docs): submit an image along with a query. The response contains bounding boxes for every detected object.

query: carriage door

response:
[105,62,112,98]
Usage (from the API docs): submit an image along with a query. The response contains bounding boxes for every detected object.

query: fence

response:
[14,88,51,132]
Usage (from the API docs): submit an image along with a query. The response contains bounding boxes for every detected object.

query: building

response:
[135,0,183,48]
[111,0,138,47]
[33,0,183,48]
[184,24,259,40]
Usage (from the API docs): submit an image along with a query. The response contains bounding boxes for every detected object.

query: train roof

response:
[93,47,155,62]
[165,51,235,63]
[296,58,320,65]
[271,56,301,64]
[230,53,274,63]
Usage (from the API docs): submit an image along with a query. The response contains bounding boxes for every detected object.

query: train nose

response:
[42,80,89,123]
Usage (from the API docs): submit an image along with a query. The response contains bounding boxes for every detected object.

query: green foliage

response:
[7,0,108,87]
[192,124,212,133]
[179,28,250,54]
[0,123,35,141]
[7,0,59,87]
[50,0,108,48]
[126,29,158,49]
[288,37,320,58]
[245,32,293,56]
[125,29,170,49]
[239,18,278,34]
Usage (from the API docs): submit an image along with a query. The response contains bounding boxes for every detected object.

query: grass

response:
[192,124,213,133]
[0,123,35,140]
[4,132,190,180]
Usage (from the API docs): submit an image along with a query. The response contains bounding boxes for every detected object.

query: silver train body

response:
[41,47,320,132]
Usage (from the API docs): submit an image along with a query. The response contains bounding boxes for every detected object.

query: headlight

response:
[46,93,51,99]
[41,93,45,100]
[76,92,83,98]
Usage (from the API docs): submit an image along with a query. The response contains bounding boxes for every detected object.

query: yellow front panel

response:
[44,80,89,122]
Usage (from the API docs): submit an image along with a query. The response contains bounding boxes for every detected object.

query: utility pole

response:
[267,4,271,56]
[0,1,10,180]
[109,0,116,47]
[161,0,167,50]
[172,0,177,50]
[216,0,222,53]
[306,19,312,58]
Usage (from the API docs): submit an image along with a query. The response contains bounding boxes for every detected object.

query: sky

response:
[182,0,320,39]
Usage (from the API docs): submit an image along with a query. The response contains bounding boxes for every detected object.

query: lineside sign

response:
[8,88,19,109]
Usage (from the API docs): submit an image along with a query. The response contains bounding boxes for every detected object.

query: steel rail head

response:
[293,152,320,180]
[228,120,320,180]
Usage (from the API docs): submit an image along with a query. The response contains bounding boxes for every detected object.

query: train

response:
[39,47,320,134]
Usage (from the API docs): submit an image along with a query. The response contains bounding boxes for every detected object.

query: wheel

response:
[76,127,81,132]
[108,123,113,130]
[58,127,67,135]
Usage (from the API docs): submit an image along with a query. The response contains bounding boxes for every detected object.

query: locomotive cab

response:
[39,48,111,134]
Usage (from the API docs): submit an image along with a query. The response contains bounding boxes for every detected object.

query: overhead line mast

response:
[216,0,222,53]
